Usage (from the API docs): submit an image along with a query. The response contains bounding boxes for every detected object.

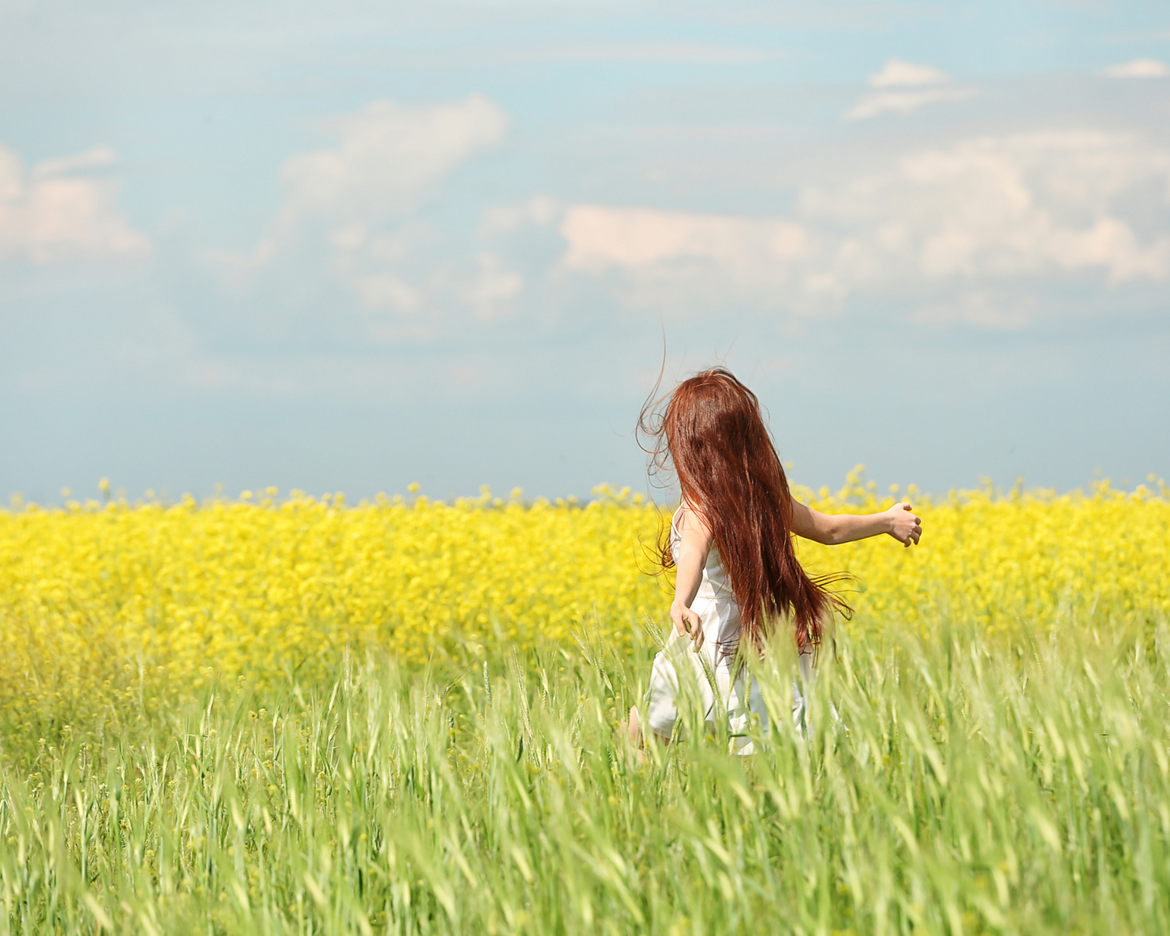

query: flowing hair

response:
[638,367,850,655]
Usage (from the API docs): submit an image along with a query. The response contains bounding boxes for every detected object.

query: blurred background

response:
[1,0,1167,503]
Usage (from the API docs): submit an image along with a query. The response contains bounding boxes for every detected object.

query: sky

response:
[1,0,1168,504]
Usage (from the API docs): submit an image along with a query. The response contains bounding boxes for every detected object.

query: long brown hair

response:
[639,367,848,654]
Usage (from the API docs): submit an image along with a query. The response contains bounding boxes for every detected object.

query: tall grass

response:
[2,619,1168,935]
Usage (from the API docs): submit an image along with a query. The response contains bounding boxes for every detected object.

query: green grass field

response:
[2,619,1168,935]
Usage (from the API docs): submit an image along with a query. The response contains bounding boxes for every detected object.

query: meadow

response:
[1,471,1168,934]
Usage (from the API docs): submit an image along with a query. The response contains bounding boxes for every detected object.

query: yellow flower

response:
[0,476,1165,718]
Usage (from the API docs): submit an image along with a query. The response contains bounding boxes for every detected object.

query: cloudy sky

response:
[2,0,1168,503]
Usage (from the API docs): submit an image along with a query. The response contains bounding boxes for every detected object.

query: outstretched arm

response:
[789,497,922,548]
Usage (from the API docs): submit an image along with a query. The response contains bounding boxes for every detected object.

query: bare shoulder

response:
[675,500,713,540]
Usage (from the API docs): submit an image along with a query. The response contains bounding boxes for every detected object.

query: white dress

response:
[644,508,812,753]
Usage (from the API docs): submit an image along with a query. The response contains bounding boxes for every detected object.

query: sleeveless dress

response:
[644,507,812,753]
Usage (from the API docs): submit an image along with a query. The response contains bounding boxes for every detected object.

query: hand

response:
[671,601,704,651]
[887,502,923,547]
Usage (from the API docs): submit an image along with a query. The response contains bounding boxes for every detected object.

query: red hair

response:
[639,367,848,654]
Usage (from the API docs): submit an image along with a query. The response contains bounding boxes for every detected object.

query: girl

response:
[628,368,922,751]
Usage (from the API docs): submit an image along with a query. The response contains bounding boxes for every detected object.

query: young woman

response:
[629,368,922,750]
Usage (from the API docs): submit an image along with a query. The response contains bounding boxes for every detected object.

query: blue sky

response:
[2,0,1168,503]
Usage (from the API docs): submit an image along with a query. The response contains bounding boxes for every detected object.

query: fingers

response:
[672,602,707,649]
[678,608,703,650]
[904,515,923,546]
[673,607,705,644]
[893,503,922,545]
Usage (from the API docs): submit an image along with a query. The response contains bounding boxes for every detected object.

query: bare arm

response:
[789,497,923,548]
[671,505,714,649]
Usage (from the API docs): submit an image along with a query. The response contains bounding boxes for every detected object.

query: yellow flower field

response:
[1,471,1167,726]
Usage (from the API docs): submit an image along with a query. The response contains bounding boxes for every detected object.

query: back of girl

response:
[628,368,922,752]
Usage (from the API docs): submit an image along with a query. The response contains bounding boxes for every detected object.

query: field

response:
[1,472,1169,934]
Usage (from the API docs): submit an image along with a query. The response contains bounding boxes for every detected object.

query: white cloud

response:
[346,268,424,316]
[213,95,514,320]
[532,131,1170,325]
[480,195,561,237]
[276,95,507,228]
[846,86,978,120]
[868,59,950,88]
[546,204,808,313]
[846,59,977,120]
[560,205,806,271]
[462,251,524,322]
[1104,59,1170,79]
[803,132,1170,288]
[29,146,118,180]
[0,144,151,264]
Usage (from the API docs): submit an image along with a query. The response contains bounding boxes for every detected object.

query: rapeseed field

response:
[1,471,1166,726]
[1,472,1168,934]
